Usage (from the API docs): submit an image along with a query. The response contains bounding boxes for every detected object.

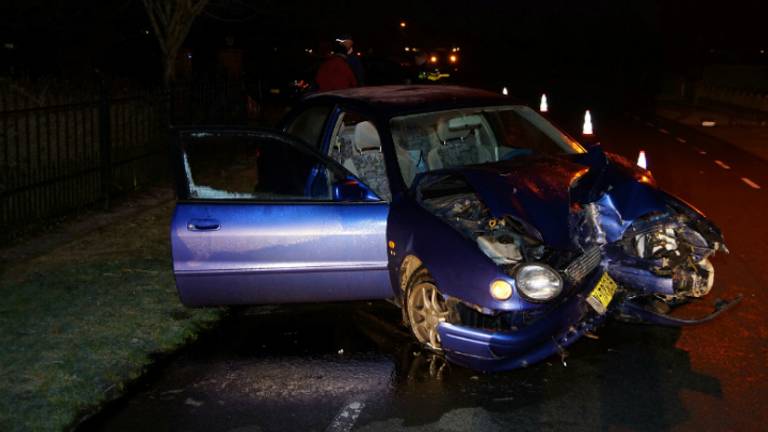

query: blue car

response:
[170,85,737,371]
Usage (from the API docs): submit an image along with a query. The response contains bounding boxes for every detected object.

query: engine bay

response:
[415,170,728,323]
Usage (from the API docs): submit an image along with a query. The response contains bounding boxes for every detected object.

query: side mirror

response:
[333,177,380,201]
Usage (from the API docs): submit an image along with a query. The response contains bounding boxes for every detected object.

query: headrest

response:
[353,121,381,153]
[395,123,434,151]
[437,115,483,141]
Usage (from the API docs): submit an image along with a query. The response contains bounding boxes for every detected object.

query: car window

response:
[329,111,392,201]
[179,132,344,201]
[390,105,585,187]
[285,105,332,150]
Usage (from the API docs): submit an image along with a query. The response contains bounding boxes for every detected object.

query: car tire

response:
[404,267,451,351]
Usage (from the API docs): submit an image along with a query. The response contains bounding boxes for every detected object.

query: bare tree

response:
[143,0,209,86]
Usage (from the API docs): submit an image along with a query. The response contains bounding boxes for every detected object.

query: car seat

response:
[394,123,436,186]
[342,121,391,201]
[428,115,492,169]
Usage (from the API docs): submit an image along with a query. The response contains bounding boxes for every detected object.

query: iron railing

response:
[0,80,249,239]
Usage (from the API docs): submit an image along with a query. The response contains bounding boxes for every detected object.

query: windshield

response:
[390,105,585,186]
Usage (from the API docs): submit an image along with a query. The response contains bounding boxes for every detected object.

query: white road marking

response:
[326,401,366,432]
[645,121,655,127]
[659,128,670,134]
[676,137,687,143]
[714,160,731,170]
[741,177,762,189]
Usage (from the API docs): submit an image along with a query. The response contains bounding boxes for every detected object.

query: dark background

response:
[2,0,767,108]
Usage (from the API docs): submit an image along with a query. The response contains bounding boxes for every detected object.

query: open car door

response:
[170,128,391,306]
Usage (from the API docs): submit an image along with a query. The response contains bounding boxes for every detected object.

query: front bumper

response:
[437,270,607,372]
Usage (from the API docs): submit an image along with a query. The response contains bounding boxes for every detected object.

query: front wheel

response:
[405,269,451,351]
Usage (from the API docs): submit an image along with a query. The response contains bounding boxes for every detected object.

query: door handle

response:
[187,218,221,231]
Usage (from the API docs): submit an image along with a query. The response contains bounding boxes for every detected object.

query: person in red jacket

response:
[315,40,358,92]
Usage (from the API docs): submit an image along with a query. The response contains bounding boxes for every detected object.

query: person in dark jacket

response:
[336,34,365,85]
[315,40,357,92]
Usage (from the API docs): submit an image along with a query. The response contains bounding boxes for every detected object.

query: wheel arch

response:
[399,254,425,294]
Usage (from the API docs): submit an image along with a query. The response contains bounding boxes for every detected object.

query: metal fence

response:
[0,80,249,240]
[0,90,167,238]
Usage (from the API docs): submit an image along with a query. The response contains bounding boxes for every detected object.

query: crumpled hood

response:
[438,152,667,249]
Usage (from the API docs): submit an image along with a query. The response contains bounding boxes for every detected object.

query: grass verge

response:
[0,200,224,431]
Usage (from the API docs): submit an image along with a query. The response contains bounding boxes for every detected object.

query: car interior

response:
[331,115,392,201]
[182,136,338,201]
[393,111,499,186]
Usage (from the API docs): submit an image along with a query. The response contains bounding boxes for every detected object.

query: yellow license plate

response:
[587,272,617,314]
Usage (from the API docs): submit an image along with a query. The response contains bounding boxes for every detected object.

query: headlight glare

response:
[516,264,563,301]
[489,279,513,301]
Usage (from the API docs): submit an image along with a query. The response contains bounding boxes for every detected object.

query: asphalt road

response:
[79,113,768,432]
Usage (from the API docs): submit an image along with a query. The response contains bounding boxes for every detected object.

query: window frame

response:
[172,127,384,204]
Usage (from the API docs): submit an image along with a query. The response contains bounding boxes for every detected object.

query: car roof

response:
[303,85,522,117]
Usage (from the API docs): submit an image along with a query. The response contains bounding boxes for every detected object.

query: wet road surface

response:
[79,113,768,431]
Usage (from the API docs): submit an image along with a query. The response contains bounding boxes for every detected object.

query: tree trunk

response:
[143,0,209,88]
[164,47,177,88]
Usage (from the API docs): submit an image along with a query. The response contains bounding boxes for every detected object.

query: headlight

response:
[516,263,563,301]
[489,279,513,301]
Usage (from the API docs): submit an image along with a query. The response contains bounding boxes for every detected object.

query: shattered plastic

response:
[411,150,729,366]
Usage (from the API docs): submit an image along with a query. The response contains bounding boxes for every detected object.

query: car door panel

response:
[170,128,391,306]
[172,202,390,305]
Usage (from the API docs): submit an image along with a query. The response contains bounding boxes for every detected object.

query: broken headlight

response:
[515,263,563,301]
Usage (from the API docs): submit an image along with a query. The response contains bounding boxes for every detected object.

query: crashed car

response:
[170,85,737,371]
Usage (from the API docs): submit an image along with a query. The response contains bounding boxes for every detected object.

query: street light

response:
[400,21,407,28]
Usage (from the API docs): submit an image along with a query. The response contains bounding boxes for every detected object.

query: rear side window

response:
[286,106,332,150]
[179,131,343,201]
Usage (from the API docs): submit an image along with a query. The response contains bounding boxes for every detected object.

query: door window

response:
[179,131,344,201]
[285,106,332,150]
[329,112,392,201]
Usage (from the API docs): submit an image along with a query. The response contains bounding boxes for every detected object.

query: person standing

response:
[314,39,357,92]
[335,34,365,85]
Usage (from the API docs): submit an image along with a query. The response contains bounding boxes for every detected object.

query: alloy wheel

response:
[407,281,451,350]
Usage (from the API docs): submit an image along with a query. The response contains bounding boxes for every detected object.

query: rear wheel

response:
[405,268,451,351]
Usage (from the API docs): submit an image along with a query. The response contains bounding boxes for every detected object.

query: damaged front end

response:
[567,149,739,326]
[576,192,738,326]
[409,152,738,371]
[413,172,612,370]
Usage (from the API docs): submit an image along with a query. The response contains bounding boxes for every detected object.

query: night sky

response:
[1,0,766,99]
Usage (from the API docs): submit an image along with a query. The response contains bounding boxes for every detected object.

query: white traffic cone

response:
[582,110,594,136]
[637,150,647,169]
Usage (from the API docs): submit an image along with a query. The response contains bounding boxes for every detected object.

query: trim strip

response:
[176,262,388,275]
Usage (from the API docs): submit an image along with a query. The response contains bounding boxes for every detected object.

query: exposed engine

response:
[618,214,717,299]
[417,172,727,314]
[418,184,545,267]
